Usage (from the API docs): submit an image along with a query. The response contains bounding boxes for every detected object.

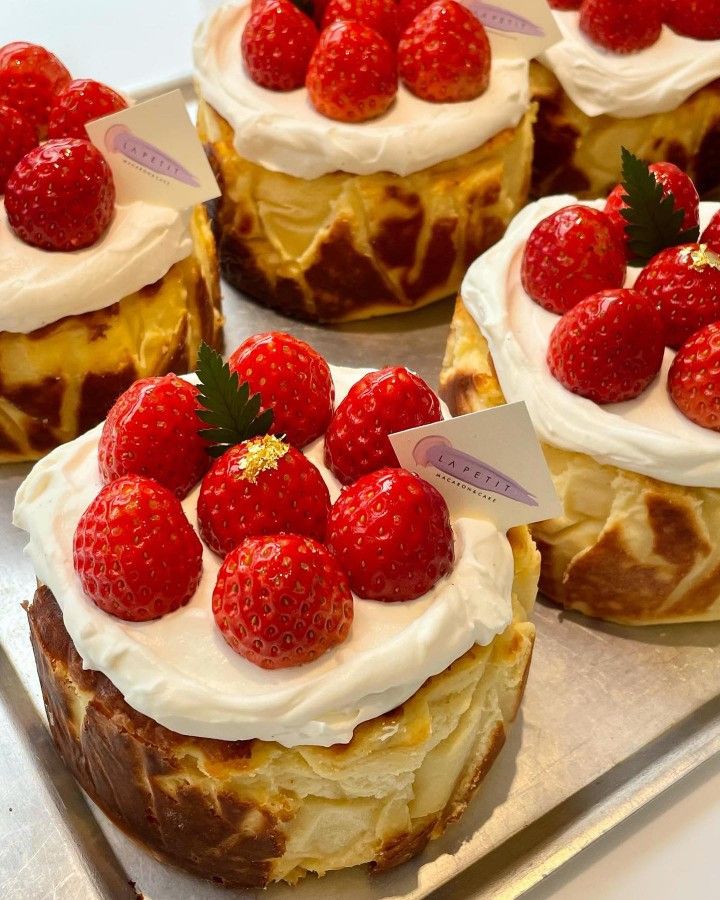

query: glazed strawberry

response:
[664,0,720,40]
[98,375,209,499]
[5,138,115,251]
[521,205,626,315]
[548,0,582,7]
[668,322,720,431]
[324,366,441,485]
[327,467,454,601]
[398,0,491,103]
[604,162,700,258]
[48,78,128,140]
[73,476,203,622]
[634,244,720,348]
[547,288,665,404]
[198,434,330,556]
[396,0,433,32]
[306,22,396,123]
[0,104,36,193]
[700,211,720,253]
[322,0,400,48]
[580,0,662,53]
[213,534,353,669]
[241,0,318,90]
[0,42,71,135]
[228,332,333,448]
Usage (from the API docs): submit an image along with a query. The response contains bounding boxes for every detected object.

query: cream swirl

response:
[462,196,720,488]
[193,1,529,179]
[540,11,720,119]
[13,366,515,748]
[0,200,192,335]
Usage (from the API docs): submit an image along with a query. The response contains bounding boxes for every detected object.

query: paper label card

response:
[85,90,220,210]
[459,0,561,59]
[389,402,561,532]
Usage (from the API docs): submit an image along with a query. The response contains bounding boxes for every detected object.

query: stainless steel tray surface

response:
[2,286,719,900]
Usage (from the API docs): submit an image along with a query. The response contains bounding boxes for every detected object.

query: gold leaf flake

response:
[238,434,289,483]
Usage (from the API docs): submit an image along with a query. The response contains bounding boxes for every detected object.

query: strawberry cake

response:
[441,156,720,625]
[0,42,222,462]
[532,0,720,198]
[14,333,539,887]
[193,0,534,321]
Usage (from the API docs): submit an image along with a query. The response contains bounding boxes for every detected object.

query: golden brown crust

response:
[440,295,720,626]
[530,61,720,199]
[0,206,223,463]
[27,526,538,888]
[196,99,535,322]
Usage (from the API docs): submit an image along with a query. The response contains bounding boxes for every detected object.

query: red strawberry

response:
[604,162,700,258]
[397,0,433,32]
[73,476,203,622]
[668,322,720,431]
[580,0,662,53]
[324,366,441,485]
[327,467,454,601]
[228,332,333,448]
[48,78,128,140]
[0,104,36,194]
[634,244,720,348]
[306,21,397,122]
[98,375,209,500]
[664,0,720,40]
[241,0,318,90]
[5,138,115,251]
[700,211,720,253]
[323,0,400,47]
[547,288,665,404]
[521,205,626,315]
[0,42,71,135]
[548,0,582,8]
[398,0,491,103]
[197,434,330,556]
[213,534,353,669]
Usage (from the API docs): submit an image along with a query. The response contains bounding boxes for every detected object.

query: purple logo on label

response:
[104,124,200,187]
[466,2,545,37]
[413,436,538,507]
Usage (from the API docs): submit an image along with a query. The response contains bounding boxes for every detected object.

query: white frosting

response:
[13,365,515,748]
[0,200,193,335]
[540,11,720,119]
[462,196,720,489]
[193,1,529,179]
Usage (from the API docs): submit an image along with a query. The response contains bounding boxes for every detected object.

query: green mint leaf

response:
[195,342,274,456]
[619,147,700,266]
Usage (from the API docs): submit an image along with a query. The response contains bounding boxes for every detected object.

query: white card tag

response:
[389,402,561,532]
[85,90,220,210]
[459,0,561,59]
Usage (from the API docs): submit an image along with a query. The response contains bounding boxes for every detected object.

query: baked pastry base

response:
[440,296,720,626]
[197,99,535,322]
[27,526,538,888]
[0,206,223,463]
[531,61,720,199]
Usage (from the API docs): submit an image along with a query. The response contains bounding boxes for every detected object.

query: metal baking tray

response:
[2,287,720,900]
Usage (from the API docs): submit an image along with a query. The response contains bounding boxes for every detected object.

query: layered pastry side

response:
[193,1,535,322]
[14,362,539,887]
[532,11,720,198]
[441,197,720,626]
[0,202,222,462]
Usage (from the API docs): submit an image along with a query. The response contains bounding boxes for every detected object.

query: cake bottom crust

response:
[531,62,720,199]
[440,296,720,626]
[27,532,538,888]
[0,205,223,463]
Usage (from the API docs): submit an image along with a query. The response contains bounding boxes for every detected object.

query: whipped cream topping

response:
[0,200,192,335]
[14,365,515,748]
[193,1,529,179]
[462,196,720,488]
[540,11,720,119]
